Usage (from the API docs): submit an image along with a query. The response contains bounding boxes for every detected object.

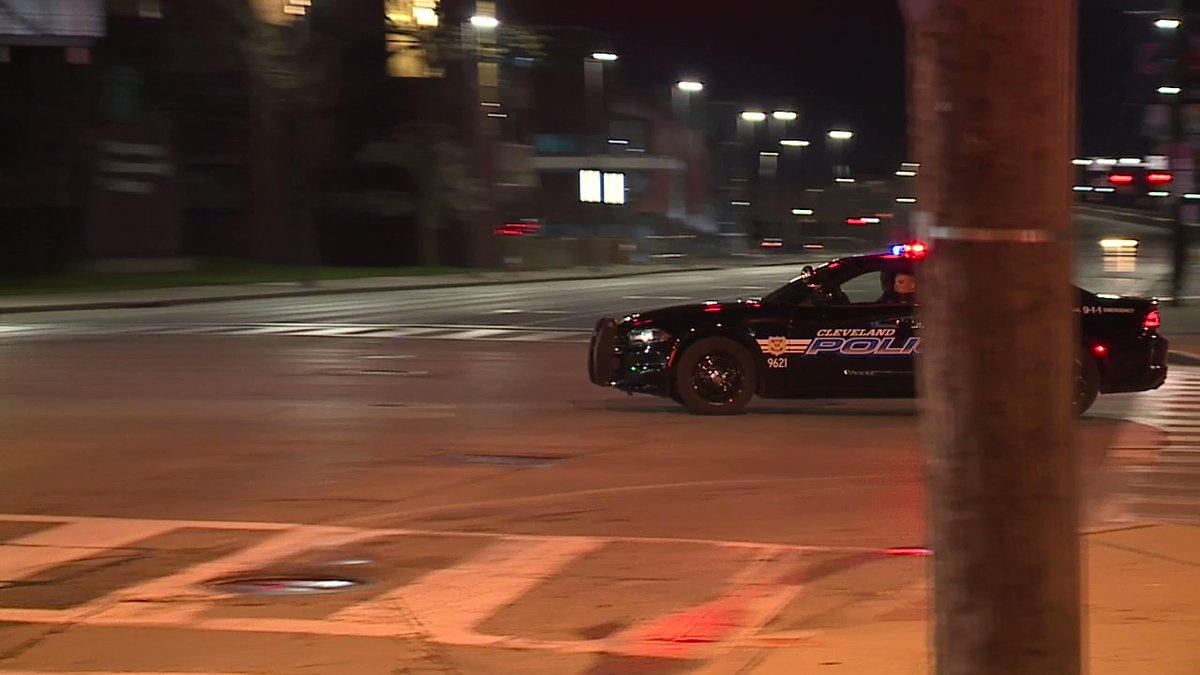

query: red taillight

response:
[1093,344,1108,356]
[1108,173,1135,185]
[1143,309,1161,329]
[1147,172,1173,185]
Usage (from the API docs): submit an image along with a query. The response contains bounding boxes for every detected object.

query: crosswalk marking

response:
[0,518,178,583]
[1121,365,1200,523]
[0,323,593,344]
[86,526,380,627]
[0,513,870,656]
[331,537,603,644]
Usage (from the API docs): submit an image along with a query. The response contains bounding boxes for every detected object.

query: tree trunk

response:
[907,1,1081,674]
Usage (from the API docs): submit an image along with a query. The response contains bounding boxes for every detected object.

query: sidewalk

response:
[717,523,1199,675]
[0,255,819,316]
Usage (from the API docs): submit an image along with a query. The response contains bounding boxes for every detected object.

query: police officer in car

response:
[878,271,917,304]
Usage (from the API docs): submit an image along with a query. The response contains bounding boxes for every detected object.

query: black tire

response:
[673,337,757,415]
[1074,353,1100,417]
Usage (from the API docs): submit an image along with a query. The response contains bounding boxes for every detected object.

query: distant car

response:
[588,243,1168,415]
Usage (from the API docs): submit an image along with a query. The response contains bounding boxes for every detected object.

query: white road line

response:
[85,525,380,626]
[606,547,804,658]
[331,537,602,643]
[443,328,513,340]
[507,331,580,342]
[0,518,178,583]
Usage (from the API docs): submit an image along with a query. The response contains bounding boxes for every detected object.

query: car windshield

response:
[762,263,837,304]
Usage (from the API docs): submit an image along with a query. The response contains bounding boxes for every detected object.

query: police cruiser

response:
[587,243,1168,415]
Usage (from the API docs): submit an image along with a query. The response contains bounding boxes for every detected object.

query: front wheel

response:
[673,337,757,415]
[1074,353,1100,417]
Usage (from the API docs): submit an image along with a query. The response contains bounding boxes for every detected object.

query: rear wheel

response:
[673,337,757,415]
[1074,353,1100,416]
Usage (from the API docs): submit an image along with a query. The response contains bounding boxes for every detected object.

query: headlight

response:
[628,327,673,344]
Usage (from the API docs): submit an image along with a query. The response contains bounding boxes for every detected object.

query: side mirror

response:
[802,265,815,276]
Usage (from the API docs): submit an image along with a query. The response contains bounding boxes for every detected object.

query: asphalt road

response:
[0,213,1196,674]
[0,334,1186,675]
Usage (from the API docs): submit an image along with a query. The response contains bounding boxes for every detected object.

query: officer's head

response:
[894,272,917,295]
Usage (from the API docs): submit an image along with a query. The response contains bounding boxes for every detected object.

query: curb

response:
[0,257,826,316]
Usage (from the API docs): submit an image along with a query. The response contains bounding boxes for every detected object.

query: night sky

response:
[502,0,1164,173]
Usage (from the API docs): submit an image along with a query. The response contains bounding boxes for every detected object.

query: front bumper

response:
[588,318,674,394]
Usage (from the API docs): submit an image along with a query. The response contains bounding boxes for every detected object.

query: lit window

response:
[603,172,626,205]
[386,0,440,28]
[138,0,163,18]
[580,170,602,203]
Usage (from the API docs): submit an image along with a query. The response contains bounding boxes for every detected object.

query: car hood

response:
[624,299,767,328]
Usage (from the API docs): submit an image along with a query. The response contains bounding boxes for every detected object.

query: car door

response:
[785,261,921,397]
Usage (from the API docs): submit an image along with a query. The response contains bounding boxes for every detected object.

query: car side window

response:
[831,271,886,304]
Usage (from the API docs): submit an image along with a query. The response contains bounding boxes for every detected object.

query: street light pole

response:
[827,129,853,178]
[1165,0,1189,305]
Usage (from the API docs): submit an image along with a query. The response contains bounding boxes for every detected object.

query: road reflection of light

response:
[1099,238,1139,274]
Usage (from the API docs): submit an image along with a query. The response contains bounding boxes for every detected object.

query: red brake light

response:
[1108,174,1135,185]
[1092,344,1108,356]
[1147,172,1173,185]
[847,218,867,226]
[1143,310,1161,329]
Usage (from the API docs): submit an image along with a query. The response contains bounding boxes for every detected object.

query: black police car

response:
[587,243,1168,415]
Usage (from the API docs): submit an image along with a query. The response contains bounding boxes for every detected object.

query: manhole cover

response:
[441,454,562,468]
[209,576,363,595]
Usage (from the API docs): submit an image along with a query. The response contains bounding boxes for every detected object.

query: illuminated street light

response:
[792,208,814,216]
[772,110,798,121]
[896,170,917,177]
[1155,18,1181,29]
[1118,157,1142,165]
[1072,158,1093,166]
[1095,158,1118,166]
[828,130,854,140]
[469,15,498,28]
[740,111,767,122]
[677,80,704,92]
[835,177,856,183]
[896,197,917,204]
[780,139,810,147]
[1158,86,1182,95]
[591,52,619,62]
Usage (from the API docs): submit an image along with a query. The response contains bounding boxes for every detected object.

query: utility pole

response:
[903,1,1081,674]
[1168,0,1189,305]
